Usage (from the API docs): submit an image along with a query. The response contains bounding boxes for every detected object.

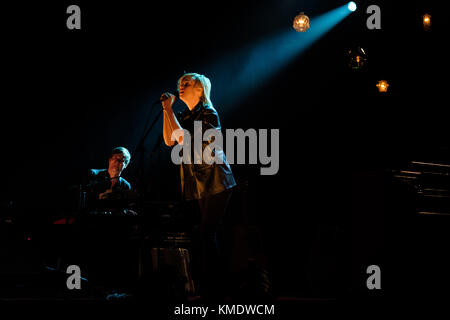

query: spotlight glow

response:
[348,2,357,12]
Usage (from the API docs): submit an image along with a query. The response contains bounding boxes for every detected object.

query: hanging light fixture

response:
[348,47,367,69]
[376,80,389,93]
[293,12,310,32]
[422,14,431,31]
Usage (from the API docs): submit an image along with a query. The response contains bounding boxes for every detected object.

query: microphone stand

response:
[132,101,164,282]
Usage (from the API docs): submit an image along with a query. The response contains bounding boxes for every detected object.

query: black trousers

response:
[193,189,233,296]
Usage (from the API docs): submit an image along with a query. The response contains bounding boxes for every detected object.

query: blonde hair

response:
[178,72,213,107]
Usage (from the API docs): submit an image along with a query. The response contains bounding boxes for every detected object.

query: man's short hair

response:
[111,147,131,166]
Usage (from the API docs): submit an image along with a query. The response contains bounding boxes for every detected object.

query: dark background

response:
[1,0,449,301]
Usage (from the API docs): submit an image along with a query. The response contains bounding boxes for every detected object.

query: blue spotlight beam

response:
[192,4,352,114]
[131,3,353,162]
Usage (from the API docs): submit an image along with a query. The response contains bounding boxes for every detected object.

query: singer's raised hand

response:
[161,92,175,111]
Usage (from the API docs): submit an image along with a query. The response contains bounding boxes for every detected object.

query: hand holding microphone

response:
[160,91,178,111]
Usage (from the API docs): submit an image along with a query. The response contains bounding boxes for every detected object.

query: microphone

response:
[153,91,179,105]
